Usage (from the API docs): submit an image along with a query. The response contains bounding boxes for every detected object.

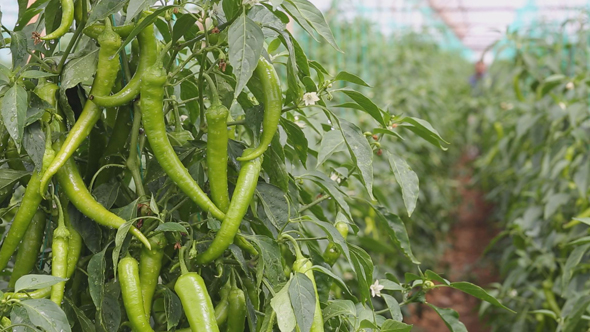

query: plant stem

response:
[298,195,330,213]
[57,23,85,74]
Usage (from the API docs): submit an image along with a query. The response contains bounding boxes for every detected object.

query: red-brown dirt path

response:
[407,152,499,332]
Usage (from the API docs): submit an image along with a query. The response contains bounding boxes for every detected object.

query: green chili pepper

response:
[214,282,231,326]
[175,247,220,332]
[90,14,157,107]
[242,278,259,311]
[227,277,246,332]
[0,170,44,272]
[8,211,46,289]
[40,20,122,196]
[50,198,70,306]
[40,0,75,40]
[119,256,155,332]
[83,22,135,40]
[204,74,230,213]
[3,287,51,300]
[139,232,167,317]
[238,57,283,162]
[196,150,261,265]
[63,199,82,278]
[139,61,225,220]
[322,221,349,266]
[283,234,324,332]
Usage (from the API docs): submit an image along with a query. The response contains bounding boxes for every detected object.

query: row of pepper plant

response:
[471,16,590,331]
[0,0,512,331]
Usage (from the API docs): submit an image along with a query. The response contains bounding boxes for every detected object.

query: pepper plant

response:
[0,0,512,331]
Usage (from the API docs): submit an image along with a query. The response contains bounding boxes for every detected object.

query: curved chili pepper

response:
[90,14,157,107]
[322,221,349,266]
[8,210,46,289]
[175,248,220,332]
[238,57,283,162]
[196,150,261,264]
[140,61,225,220]
[40,0,75,40]
[39,20,122,196]
[204,74,230,213]
[50,197,70,306]
[139,232,167,317]
[119,256,155,332]
[53,125,151,250]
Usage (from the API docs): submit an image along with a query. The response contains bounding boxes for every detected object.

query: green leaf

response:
[161,286,182,331]
[289,273,316,332]
[61,48,99,90]
[19,71,57,79]
[378,279,404,291]
[316,130,345,167]
[373,205,420,264]
[257,182,290,230]
[223,0,242,21]
[228,13,264,98]
[285,0,341,52]
[425,270,450,286]
[334,71,370,87]
[349,244,374,303]
[14,275,67,293]
[374,128,404,140]
[246,235,286,287]
[64,298,95,332]
[112,220,133,279]
[21,299,71,332]
[172,14,197,44]
[563,295,590,332]
[339,119,374,199]
[449,282,515,313]
[386,152,419,216]
[311,265,356,300]
[271,280,296,332]
[97,291,121,332]
[88,244,109,308]
[281,118,309,166]
[427,304,467,332]
[10,31,27,70]
[334,89,385,126]
[301,172,350,218]
[322,300,356,321]
[125,0,157,24]
[2,84,28,148]
[562,243,590,292]
[0,169,30,192]
[382,295,403,322]
[87,0,128,25]
[155,222,187,233]
[399,117,449,151]
[381,319,412,332]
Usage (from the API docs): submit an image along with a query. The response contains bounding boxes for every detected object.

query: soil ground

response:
[406,152,499,332]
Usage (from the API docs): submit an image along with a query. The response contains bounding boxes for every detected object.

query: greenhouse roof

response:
[310,0,590,61]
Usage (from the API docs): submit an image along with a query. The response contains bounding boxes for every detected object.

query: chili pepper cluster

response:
[0,3,348,331]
